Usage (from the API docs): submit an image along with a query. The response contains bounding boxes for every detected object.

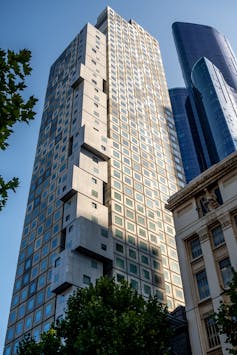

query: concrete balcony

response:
[59,165,107,204]
[79,125,111,161]
[71,64,84,89]
[71,63,104,90]
[71,216,113,262]
[59,165,78,202]
[51,250,80,294]
[51,249,105,294]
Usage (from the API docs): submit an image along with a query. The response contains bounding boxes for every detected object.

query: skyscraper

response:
[191,57,237,165]
[169,88,201,182]
[170,22,237,182]
[4,7,185,354]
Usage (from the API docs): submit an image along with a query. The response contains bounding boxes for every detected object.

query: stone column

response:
[176,233,203,355]
[219,213,237,270]
[199,227,228,354]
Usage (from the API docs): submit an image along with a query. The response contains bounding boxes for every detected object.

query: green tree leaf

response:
[0,48,37,210]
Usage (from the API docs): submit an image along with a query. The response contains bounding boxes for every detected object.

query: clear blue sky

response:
[1,0,237,351]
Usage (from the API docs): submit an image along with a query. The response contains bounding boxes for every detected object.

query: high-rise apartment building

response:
[170,22,237,182]
[4,7,185,354]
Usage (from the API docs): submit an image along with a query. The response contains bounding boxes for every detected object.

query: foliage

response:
[215,270,237,354]
[0,175,18,211]
[0,48,37,210]
[17,277,172,355]
[17,330,62,355]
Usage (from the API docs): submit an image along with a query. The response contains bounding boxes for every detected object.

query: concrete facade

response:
[4,8,185,353]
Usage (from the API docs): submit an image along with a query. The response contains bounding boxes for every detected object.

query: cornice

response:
[166,152,237,212]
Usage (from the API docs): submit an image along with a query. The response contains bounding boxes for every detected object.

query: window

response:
[115,215,123,226]
[115,203,122,213]
[141,255,149,265]
[91,190,98,198]
[190,237,202,259]
[115,229,123,239]
[129,263,138,274]
[130,279,138,290]
[117,273,125,282]
[129,249,136,259]
[92,177,97,184]
[211,226,225,247]
[18,304,25,318]
[25,315,32,329]
[83,275,91,285]
[27,298,34,312]
[114,192,121,201]
[101,243,107,250]
[156,290,164,301]
[126,209,134,219]
[143,284,151,296]
[196,270,210,300]
[91,260,97,269]
[15,321,23,335]
[204,316,220,349]
[92,202,97,209]
[116,257,125,269]
[92,156,99,163]
[37,291,45,305]
[45,303,53,317]
[35,309,42,323]
[116,243,123,253]
[98,229,107,239]
[219,258,232,288]
[153,260,160,270]
[143,269,150,280]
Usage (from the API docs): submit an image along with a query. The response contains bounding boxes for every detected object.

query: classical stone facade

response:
[167,151,237,354]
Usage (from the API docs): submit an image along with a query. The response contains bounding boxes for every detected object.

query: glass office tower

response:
[171,22,237,181]
[4,7,185,354]
[169,88,201,182]
[172,22,237,90]
[191,57,237,164]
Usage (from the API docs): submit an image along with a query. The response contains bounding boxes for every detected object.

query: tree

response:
[17,277,172,355]
[215,270,237,354]
[0,48,37,210]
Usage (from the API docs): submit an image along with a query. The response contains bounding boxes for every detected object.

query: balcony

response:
[78,125,111,160]
[71,216,113,262]
[51,250,80,294]
[71,64,84,89]
[59,165,78,202]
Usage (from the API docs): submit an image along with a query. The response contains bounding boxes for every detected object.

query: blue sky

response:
[1,0,237,351]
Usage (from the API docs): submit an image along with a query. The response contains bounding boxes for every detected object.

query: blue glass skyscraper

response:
[169,88,201,182]
[170,22,237,181]
[172,22,237,90]
[191,57,237,164]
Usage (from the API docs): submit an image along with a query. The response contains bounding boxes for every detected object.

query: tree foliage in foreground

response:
[17,277,172,355]
[0,48,37,210]
[215,270,237,354]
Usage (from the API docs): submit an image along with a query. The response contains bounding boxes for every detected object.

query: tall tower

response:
[4,8,185,354]
[169,88,201,182]
[170,22,237,181]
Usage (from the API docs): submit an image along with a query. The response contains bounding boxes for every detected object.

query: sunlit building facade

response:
[167,151,237,354]
[4,7,185,354]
